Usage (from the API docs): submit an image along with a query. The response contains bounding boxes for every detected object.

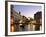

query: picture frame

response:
[5,1,45,36]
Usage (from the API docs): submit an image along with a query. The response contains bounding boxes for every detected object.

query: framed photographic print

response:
[5,1,45,36]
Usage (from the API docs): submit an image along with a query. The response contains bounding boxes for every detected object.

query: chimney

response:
[19,11,21,15]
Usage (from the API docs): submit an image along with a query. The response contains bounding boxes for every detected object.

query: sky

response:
[13,5,42,18]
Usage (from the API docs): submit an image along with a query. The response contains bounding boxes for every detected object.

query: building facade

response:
[11,5,30,31]
[34,11,42,31]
